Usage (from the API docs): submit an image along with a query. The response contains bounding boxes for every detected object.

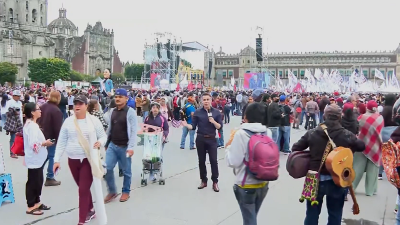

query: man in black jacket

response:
[291,104,365,224]
[267,93,283,143]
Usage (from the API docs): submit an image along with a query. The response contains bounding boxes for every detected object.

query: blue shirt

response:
[101,79,114,93]
[184,103,196,124]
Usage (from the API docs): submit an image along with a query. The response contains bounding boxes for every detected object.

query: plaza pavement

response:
[0,116,397,225]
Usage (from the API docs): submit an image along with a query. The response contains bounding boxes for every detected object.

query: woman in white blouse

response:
[23,102,54,215]
[53,95,108,225]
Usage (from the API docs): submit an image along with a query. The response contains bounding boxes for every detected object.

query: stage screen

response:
[243,72,270,90]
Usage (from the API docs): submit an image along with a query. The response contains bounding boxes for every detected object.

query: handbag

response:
[11,133,24,156]
[286,150,310,179]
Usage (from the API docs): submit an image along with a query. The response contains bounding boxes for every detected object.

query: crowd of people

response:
[1,72,400,224]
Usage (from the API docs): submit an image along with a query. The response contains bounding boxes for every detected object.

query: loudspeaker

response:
[157,43,161,58]
[208,60,212,78]
[176,55,180,70]
[256,38,263,62]
[166,40,171,60]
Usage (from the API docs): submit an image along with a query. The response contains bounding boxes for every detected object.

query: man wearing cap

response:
[353,100,384,196]
[291,104,365,224]
[104,88,138,203]
[4,90,23,158]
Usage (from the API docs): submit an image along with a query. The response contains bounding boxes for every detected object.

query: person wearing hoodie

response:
[225,102,272,225]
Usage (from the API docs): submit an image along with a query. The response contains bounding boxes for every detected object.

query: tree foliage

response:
[111,73,125,83]
[70,70,84,81]
[0,62,18,85]
[28,58,71,85]
[124,63,144,81]
[181,59,192,68]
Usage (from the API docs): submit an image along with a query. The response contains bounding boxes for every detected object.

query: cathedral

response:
[0,0,124,82]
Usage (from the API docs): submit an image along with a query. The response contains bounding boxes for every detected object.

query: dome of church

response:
[48,8,78,35]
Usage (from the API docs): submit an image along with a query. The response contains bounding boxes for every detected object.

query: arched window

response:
[32,9,37,23]
[40,4,43,12]
[8,8,13,22]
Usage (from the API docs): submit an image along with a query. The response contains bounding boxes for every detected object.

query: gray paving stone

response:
[0,116,397,225]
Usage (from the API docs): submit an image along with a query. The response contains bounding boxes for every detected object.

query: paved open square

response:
[0,116,397,225]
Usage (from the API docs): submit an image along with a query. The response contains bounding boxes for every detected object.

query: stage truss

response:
[143,32,209,89]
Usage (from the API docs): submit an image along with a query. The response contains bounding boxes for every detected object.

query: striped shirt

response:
[54,115,107,162]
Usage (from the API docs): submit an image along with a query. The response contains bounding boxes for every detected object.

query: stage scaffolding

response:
[253,26,277,87]
[142,32,209,89]
[143,32,181,86]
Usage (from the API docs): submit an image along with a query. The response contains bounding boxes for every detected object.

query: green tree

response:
[83,75,96,82]
[28,58,71,85]
[181,59,192,68]
[112,73,125,84]
[0,62,18,85]
[69,70,84,81]
[124,63,144,81]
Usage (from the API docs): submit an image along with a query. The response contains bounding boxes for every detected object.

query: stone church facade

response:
[205,45,400,87]
[0,1,124,82]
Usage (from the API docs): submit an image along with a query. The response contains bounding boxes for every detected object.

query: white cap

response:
[12,90,21,96]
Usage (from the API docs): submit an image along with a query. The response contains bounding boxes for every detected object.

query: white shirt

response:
[29,96,36,103]
[54,115,107,162]
[68,96,75,105]
[23,120,48,168]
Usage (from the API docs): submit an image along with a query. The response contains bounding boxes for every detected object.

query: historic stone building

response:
[0,1,124,82]
[205,45,400,87]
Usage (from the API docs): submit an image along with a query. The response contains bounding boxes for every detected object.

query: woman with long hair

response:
[87,99,107,130]
[53,95,107,225]
[23,102,54,215]
[1,94,9,131]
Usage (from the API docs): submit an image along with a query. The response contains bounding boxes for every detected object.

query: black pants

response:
[305,113,316,130]
[196,135,219,183]
[26,166,44,207]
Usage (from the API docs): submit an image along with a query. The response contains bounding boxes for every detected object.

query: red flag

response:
[176,83,180,91]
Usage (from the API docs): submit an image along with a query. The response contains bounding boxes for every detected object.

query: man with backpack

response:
[225,102,276,225]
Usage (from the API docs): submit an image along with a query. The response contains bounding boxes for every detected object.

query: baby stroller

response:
[139,124,165,186]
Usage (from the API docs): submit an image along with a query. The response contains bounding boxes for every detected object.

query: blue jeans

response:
[269,127,280,144]
[319,111,324,123]
[233,184,269,225]
[300,109,306,124]
[1,113,6,128]
[105,142,132,194]
[280,126,290,153]
[304,179,346,225]
[9,132,15,156]
[142,111,149,122]
[45,145,56,179]
[231,103,236,115]
[217,129,224,147]
[180,126,195,149]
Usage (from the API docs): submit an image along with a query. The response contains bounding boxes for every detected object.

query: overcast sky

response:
[48,0,400,70]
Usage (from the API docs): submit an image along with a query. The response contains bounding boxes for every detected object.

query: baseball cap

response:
[367,100,378,111]
[12,90,21,96]
[73,95,88,104]
[279,95,286,102]
[115,88,128,97]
